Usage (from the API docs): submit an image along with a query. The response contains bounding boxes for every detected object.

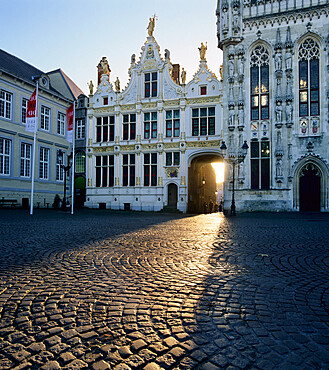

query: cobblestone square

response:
[0,209,328,369]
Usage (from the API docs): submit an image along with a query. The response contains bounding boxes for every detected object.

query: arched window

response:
[75,151,85,173]
[298,38,320,117]
[250,45,270,121]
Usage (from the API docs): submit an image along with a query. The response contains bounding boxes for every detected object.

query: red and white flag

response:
[66,103,74,143]
[26,89,37,132]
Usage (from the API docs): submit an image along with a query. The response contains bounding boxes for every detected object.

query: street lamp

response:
[58,150,72,211]
[220,140,249,216]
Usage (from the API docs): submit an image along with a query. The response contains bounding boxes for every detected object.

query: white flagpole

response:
[71,101,75,215]
[30,79,38,215]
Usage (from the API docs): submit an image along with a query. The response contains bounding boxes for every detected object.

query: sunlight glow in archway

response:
[211,163,225,183]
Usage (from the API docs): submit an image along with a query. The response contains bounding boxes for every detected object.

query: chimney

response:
[171,64,180,84]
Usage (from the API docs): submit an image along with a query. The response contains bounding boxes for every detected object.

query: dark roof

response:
[0,49,44,83]
[47,69,85,100]
[0,49,83,101]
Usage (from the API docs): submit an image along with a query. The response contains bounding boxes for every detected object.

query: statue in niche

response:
[228,58,235,78]
[237,57,244,76]
[147,15,156,37]
[131,54,136,64]
[238,108,244,126]
[87,80,94,95]
[285,50,292,70]
[275,102,283,122]
[222,9,228,29]
[181,68,186,84]
[232,7,240,28]
[275,52,282,71]
[229,110,235,126]
[199,42,207,61]
[276,157,283,178]
[115,77,120,92]
[286,101,293,122]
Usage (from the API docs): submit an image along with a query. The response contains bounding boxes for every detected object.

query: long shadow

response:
[194,212,329,369]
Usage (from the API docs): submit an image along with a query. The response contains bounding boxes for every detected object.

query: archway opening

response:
[75,176,86,207]
[167,183,178,209]
[188,154,224,213]
[299,163,321,212]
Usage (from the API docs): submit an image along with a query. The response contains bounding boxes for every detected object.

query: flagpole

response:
[71,101,75,215]
[30,79,38,215]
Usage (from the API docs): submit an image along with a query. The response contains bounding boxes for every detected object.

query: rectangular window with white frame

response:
[192,107,215,136]
[144,112,157,139]
[166,110,180,138]
[96,116,115,142]
[20,142,31,177]
[144,152,157,186]
[123,114,136,140]
[21,98,28,124]
[39,147,50,180]
[165,152,180,166]
[76,119,85,139]
[0,138,11,175]
[0,89,13,120]
[56,150,64,181]
[144,72,158,98]
[122,154,135,186]
[41,106,50,131]
[57,112,65,135]
[95,155,114,187]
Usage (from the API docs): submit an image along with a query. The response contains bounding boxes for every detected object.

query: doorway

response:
[168,183,178,209]
[299,163,321,212]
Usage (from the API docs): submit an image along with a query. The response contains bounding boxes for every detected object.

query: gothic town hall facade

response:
[217,0,329,212]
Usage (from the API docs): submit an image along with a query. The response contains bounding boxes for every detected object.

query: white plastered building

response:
[85,33,223,213]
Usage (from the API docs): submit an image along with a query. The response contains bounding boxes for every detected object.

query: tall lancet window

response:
[298,38,320,117]
[250,46,270,121]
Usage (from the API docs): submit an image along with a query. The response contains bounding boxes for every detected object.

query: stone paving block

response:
[59,351,76,364]
[144,362,161,370]
[40,360,61,369]
[131,339,147,351]
[126,354,145,368]
[92,360,111,370]
[63,359,88,369]
[163,336,179,348]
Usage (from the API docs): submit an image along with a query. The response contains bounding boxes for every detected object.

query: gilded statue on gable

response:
[181,68,186,84]
[199,42,207,61]
[88,80,94,95]
[147,15,157,37]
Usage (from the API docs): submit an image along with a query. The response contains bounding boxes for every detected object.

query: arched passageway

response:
[188,154,223,213]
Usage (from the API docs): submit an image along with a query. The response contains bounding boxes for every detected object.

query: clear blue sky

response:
[1,0,222,95]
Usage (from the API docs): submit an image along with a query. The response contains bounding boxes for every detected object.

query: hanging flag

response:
[26,89,37,132]
[67,103,74,143]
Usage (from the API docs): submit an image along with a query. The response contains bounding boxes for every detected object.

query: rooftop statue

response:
[147,15,157,37]
[87,80,94,95]
[199,42,207,61]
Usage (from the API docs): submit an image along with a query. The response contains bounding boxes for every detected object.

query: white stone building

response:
[217,0,329,212]
[85,29,223,213]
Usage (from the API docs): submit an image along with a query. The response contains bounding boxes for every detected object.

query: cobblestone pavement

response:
[0,209,328,369]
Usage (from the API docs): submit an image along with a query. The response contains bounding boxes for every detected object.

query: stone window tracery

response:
[250,45,270,121]
[298,38,320,117]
